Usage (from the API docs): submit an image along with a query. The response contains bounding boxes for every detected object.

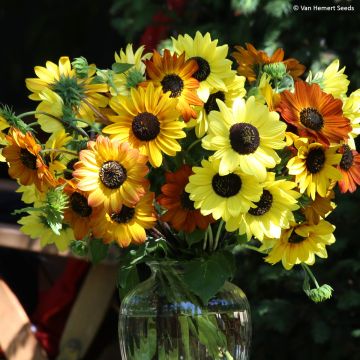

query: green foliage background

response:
[109,0,360,358]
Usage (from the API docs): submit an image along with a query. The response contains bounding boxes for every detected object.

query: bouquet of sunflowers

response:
[0,31,359,358]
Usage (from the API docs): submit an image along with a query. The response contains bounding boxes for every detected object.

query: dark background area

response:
[0,0,359,359]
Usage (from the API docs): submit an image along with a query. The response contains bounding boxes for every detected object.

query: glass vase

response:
[118,261,251,360]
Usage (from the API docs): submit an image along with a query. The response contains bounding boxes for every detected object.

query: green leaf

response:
[112,62,133,74]
[182,251,235,304]
[69,240,88,257]
[185,229,206,247]
[88,238,109,264]
[118,265,140,298]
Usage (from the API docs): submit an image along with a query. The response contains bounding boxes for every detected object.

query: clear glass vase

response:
[118,261,251,360]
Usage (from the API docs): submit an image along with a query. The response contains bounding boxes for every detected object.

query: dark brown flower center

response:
[161,74,184,98]
[340,145,354,171]
[189,56,211,82]
[20,148,37,170]
[248,190,273,216]
[99,161,127,189]
[204,91,225,114]
[64,158,78,180]
[306,147,325,174]
[132,112,160,141]
[300,108,324,131]
[230,123,260,154]
[288,232,306,244]
[70,192,92,217]
[110,206,135,224]
[212,173,242,197]
[180,191,195,210]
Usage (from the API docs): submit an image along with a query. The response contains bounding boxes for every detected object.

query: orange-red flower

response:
[3,128,56,190]
[337,144,360,193]
[278,81,352,146]
[143,49,203,122]
[157,165,214,233]
[232,43,305,83]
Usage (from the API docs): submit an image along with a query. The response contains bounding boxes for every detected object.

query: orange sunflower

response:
[232,43,305,83]
[143,49,203,122]
[157,165,215,233]
[63,180,96,240]
[278,81,352,146]
[73,136,149,212]
[92,192,157,247]
[3,128,55,190]
[337,144,360,193]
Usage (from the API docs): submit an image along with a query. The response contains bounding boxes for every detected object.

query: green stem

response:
[243,244,267,254]
[186,138,202,153]
[202,230,208,250]
[41,148,78,157]
[301,263,320,289]
[206,225,214,251]
[17,111,43,119]
[212,220,224,251]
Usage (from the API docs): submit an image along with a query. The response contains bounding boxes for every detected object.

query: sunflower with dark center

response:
[202,96,286,181]
[337,144,360,193]
[143,50,202,122]
[157,165,214,233]
[172,31,234,103]
[73,135,149,212]
[225,173,301,241]
[104,83,186,168]
[277,81,352,146]
[3,128,55,190]
[287,138,342,200]
[26,56,108,124]
[194,75,246,138]
[92,193,157,248]
[185,158,262,221]
[266,220,335,270]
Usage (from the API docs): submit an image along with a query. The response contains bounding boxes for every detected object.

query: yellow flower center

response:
[70,192,92,217]
[110,206,135,223]
[306,147,325,174]
[20,148,37,170]
[190,56,211,82]
[248,190,273,216]
[132,112,160,141]
[99,161,127,189]
[300,108,324,131]
[161,74,184,97]
[229,123,260,154]
[212,173,242,197]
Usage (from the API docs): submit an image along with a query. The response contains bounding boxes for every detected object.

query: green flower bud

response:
[263,62,287,80]
[72,56,90,79]
[306,284,334,303]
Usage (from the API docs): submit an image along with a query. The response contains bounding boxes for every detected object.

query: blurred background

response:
[0,0,359,359]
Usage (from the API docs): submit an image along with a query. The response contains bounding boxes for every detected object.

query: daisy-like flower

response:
[92,192,157,247]
[337,144,360,193]
[302,191,335,225]
[278,81,352,146]
[26,56,108,123]
[225,173,301,241]
[157,165,215,233]
[3,128,56,190]
[185,158,262,221]
[73,136,149,212]
[103,83,186,167]
[256,73,281,111]
[193,75,246,138]
[342,89,360,148]
[320,59,349,99]
[63,181,95,240]
[265,220,335,270]
[18,212,74,251]
[16,184,46,205]
[287,138,342,199]
[232,43,305,83]
[172,31,234,102]
[202,96,286,180]
[144,49,202,122]
[111,44,152,96]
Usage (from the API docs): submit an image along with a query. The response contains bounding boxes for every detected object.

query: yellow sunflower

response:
[193,74,246,138]
[225,173,301,241]
[103,83,186,167]
[26,56,108,123]
[92,192,157,247]
[73,135,149,212]
[320,59,349,99]
[202,96,286,180]
[172,31,234,102]
[185,158,262,221]
[287,138,342,199]
[302,191,335,225]
[143,49,203,122]
[265,220,335,270]
[342,89,360,148]
[3,128,56,190]
[18,212,74,251]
